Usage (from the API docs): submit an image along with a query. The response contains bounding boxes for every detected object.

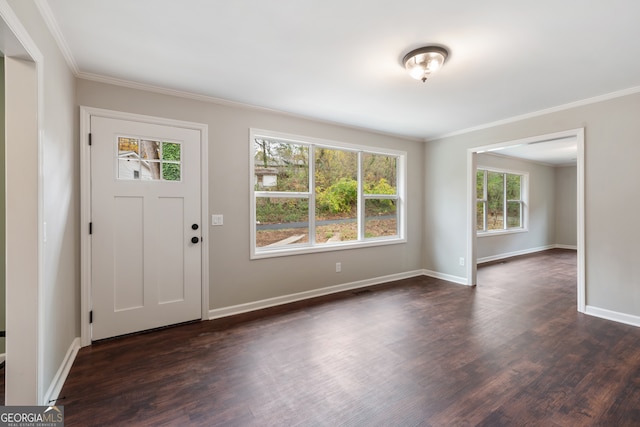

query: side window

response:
[477,168,526,233]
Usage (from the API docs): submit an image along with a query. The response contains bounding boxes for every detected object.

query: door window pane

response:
[162,142,181,161]
[162,163,181,181]
[117,137,182,182]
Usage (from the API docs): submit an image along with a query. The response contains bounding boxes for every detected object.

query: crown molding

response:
[430,84,640,141]
[35,0,78,74]
[77,71,423,142]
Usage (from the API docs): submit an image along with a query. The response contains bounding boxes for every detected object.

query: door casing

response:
[465,128,585,313]
[80,106,209,347]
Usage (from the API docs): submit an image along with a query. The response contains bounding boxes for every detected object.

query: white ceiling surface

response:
[484,138,578,166]
[44,0,640,143]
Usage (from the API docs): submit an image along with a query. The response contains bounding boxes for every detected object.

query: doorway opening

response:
[466,128,585,313]
[0,2,45,404]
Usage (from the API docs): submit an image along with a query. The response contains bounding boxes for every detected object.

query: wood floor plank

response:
[58,249,640,426]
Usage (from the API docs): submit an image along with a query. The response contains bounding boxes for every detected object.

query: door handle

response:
[192,224,199,230]
[191,236,200,244]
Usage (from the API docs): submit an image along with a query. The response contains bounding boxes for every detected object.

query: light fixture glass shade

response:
[403,46,448,82]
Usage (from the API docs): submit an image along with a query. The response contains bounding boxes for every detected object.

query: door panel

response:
[91,116,201,340]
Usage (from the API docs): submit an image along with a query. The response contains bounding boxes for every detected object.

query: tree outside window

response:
[477,169,525,232]
[251,131,405,257]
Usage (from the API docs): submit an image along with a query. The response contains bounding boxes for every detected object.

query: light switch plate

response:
[212,214,223,226]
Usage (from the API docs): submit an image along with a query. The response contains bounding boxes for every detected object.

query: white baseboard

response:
[555,244,577,250]
[422,269,468,286]
[476,244,579,264]
[209,270,425,320]
[43,337,80,405]
[585,306,640,328]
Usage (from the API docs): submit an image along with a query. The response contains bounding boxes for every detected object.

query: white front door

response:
[90,116,202,340]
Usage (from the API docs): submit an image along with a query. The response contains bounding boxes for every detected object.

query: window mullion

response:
[483,170,488,232]
[357,151,364,241]
[309,145,316,244]
[503,173,507,230]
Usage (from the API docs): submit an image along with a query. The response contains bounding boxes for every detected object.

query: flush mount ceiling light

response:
[403,46,448,82]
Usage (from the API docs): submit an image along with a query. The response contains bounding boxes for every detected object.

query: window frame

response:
[476,166,528,237]
[250,129,407,259]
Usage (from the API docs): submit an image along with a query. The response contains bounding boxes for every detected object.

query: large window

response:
[477,168,527,233]
[251,129,406,258]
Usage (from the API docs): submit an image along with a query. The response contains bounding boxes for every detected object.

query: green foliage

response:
[365,178,394,195]
[316,178,358,214]
[162,142,181,161]
[254,138,399,223]
[363,153,396,191]
[162,163,180,181]
[365,178,396,214]
[256,198,308,224]
[161,142,181,181]
[315,148,357,191]
[477,169,523,230]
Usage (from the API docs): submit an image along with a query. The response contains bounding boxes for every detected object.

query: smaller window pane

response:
[476,170,485,199]
[140,140,160,160]
[118,158,140,180]
[507,174,521,200]
[315,147,358,244]
[162,142,181,161]
[162,163,181,181]
[254,139,309,192]
[363,153,397,195]
[365,199,397,238]
[315,214,358,244]
[118,137,139,155]
[140,161,161,181]
[487,172,504,230]
[507,202,522,228]
[256,197,309,248]
[477,202,485,231]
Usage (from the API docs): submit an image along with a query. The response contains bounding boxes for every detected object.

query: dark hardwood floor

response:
[59,249,640,426]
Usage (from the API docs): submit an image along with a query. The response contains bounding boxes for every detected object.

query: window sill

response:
[251,236,406,259]
[477,228,528,238]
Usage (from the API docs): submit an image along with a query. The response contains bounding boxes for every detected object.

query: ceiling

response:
[481,137,578,166]
[42,0,640,145]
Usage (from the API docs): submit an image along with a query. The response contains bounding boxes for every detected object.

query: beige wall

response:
[77,79,425,310]
[0,55,5,355]
[425,91,640,317]
[555,166,577,247]
[7,0,78,403]
[476,153,557,260]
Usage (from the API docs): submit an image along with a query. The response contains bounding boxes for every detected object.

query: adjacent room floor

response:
[59,249,640,426]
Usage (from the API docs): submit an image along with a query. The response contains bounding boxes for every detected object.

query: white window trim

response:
[476,166,529,236]
[250,128,407,259]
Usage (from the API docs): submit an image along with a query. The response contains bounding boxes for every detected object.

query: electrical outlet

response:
[459,257,465,266]
[336,262,342,273]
